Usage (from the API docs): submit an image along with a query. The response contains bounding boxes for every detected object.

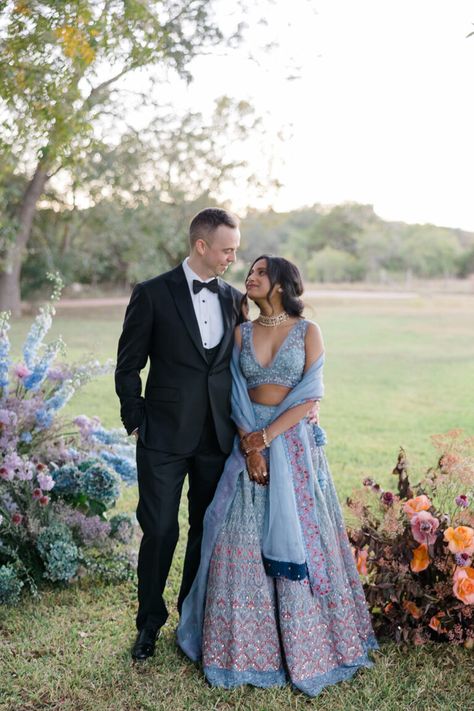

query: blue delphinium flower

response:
[19,432,33,443]
[22,306,53,370]
[99,450,137,484]
[35,408,54,430]
[44,380,75,413]
[0,565,24,605]
[22,273,63,371]
[0,312,11,392]
[90,427,121,445]
[23,338,64,392]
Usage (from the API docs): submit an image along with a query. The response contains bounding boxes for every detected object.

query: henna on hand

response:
[241,430,266,454]
[245,451,268,486]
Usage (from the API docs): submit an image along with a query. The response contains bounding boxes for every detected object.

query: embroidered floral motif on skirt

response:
[201,404,377,696]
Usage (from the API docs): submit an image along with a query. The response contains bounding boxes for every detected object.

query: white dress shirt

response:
[182,258,224,349]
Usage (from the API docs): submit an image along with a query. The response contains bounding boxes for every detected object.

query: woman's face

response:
[245,258,278,302]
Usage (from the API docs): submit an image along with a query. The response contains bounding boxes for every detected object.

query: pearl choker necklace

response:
[256,311,290,327]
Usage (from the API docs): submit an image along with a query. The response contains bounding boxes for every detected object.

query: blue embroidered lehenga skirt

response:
[199,403,377,697]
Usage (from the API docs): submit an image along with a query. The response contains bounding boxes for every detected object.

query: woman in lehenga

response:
[177,255,378,697]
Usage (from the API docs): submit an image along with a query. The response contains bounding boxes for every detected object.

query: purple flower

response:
[0,409,17,427]
[363,477,375,487]
[16,461,34,481]
[47,367,70,381]
[455,495,469,509]
[1,493,18,513]
[455,552,472,567]
[37,472,55,491]
[3,452,24,480]
[381,491,395,507]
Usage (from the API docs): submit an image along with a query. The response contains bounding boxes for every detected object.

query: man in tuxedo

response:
[115,208,243,660]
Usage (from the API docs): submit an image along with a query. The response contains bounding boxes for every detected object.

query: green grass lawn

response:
[1,293,473,710]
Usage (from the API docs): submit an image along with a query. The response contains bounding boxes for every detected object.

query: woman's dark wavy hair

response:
[244,255,305,317]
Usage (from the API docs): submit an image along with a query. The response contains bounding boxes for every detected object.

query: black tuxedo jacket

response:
[115,265,244,454]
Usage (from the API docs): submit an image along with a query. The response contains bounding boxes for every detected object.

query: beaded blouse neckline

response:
[249,320,303,369]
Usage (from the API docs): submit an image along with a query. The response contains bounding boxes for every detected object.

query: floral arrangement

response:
[347,430,474,646]
[0,275,138,604]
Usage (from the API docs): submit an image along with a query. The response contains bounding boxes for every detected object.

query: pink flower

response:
[455,495,469,508]
[410,510,440,545]
[37,472,54,491]
[13,363,31,378]
[11,512,23,525]
[39,495,50,507]
[32,488,42,500]
[0,465,14,482]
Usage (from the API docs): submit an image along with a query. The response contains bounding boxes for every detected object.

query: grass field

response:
[1,293,473,710]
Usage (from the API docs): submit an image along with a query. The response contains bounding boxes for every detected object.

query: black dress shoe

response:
[131,627,160,661]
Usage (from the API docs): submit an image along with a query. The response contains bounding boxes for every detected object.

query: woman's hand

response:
[306,401,320,425]
[245,451,269,486]
[241,430,266,454]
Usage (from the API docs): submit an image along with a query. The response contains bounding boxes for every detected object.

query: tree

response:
[0,0,236,313]
[20,96,267,293]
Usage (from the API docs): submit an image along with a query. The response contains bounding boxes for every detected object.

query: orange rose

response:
[403,495,432,519]
[410,543,430,572]
[444,526,474,555]
[403,600,422,619]
[356,549,368,576]
[428,613,446,633]
[453,566,474,605]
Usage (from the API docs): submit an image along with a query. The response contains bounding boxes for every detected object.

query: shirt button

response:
[204,321,207,324]
[202,299,206,303]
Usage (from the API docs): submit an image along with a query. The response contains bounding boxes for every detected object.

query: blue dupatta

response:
[177,344,330,661]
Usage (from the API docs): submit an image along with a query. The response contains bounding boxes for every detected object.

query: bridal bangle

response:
[262,428,270,448]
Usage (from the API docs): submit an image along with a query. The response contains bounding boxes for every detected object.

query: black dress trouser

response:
[135,409,228,632]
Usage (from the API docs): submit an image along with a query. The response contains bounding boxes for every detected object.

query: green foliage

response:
[307,246,366,282]
[0,0,224,168]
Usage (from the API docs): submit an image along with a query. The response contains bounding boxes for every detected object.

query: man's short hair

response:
[189,207,239,247]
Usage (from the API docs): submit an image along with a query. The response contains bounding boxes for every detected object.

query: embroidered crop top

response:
[239,319,309,389]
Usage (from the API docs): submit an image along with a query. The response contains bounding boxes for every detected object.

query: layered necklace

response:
[256,311,290,327]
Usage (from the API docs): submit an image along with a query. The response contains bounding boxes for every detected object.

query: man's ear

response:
[195,238,207,256]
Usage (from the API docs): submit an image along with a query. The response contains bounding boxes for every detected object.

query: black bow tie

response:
[192,278,219,294]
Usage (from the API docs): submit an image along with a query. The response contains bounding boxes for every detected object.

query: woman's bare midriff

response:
[248,383,291,406]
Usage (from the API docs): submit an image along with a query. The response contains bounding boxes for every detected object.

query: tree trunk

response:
[0,162,49,315]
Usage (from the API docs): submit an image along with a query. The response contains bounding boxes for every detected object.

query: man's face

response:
[198,225,241,277]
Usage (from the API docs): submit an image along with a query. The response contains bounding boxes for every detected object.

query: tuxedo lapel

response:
[166,266,207,363]
[215,280,234,364]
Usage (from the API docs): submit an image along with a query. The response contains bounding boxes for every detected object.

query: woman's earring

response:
[278,287,283,293]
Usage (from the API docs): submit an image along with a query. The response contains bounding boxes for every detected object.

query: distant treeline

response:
[23,200,474,295]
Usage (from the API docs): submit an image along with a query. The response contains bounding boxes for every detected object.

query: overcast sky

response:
[123,1,474,230]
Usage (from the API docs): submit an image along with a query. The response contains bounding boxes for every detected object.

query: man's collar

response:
[182,257,219,285]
